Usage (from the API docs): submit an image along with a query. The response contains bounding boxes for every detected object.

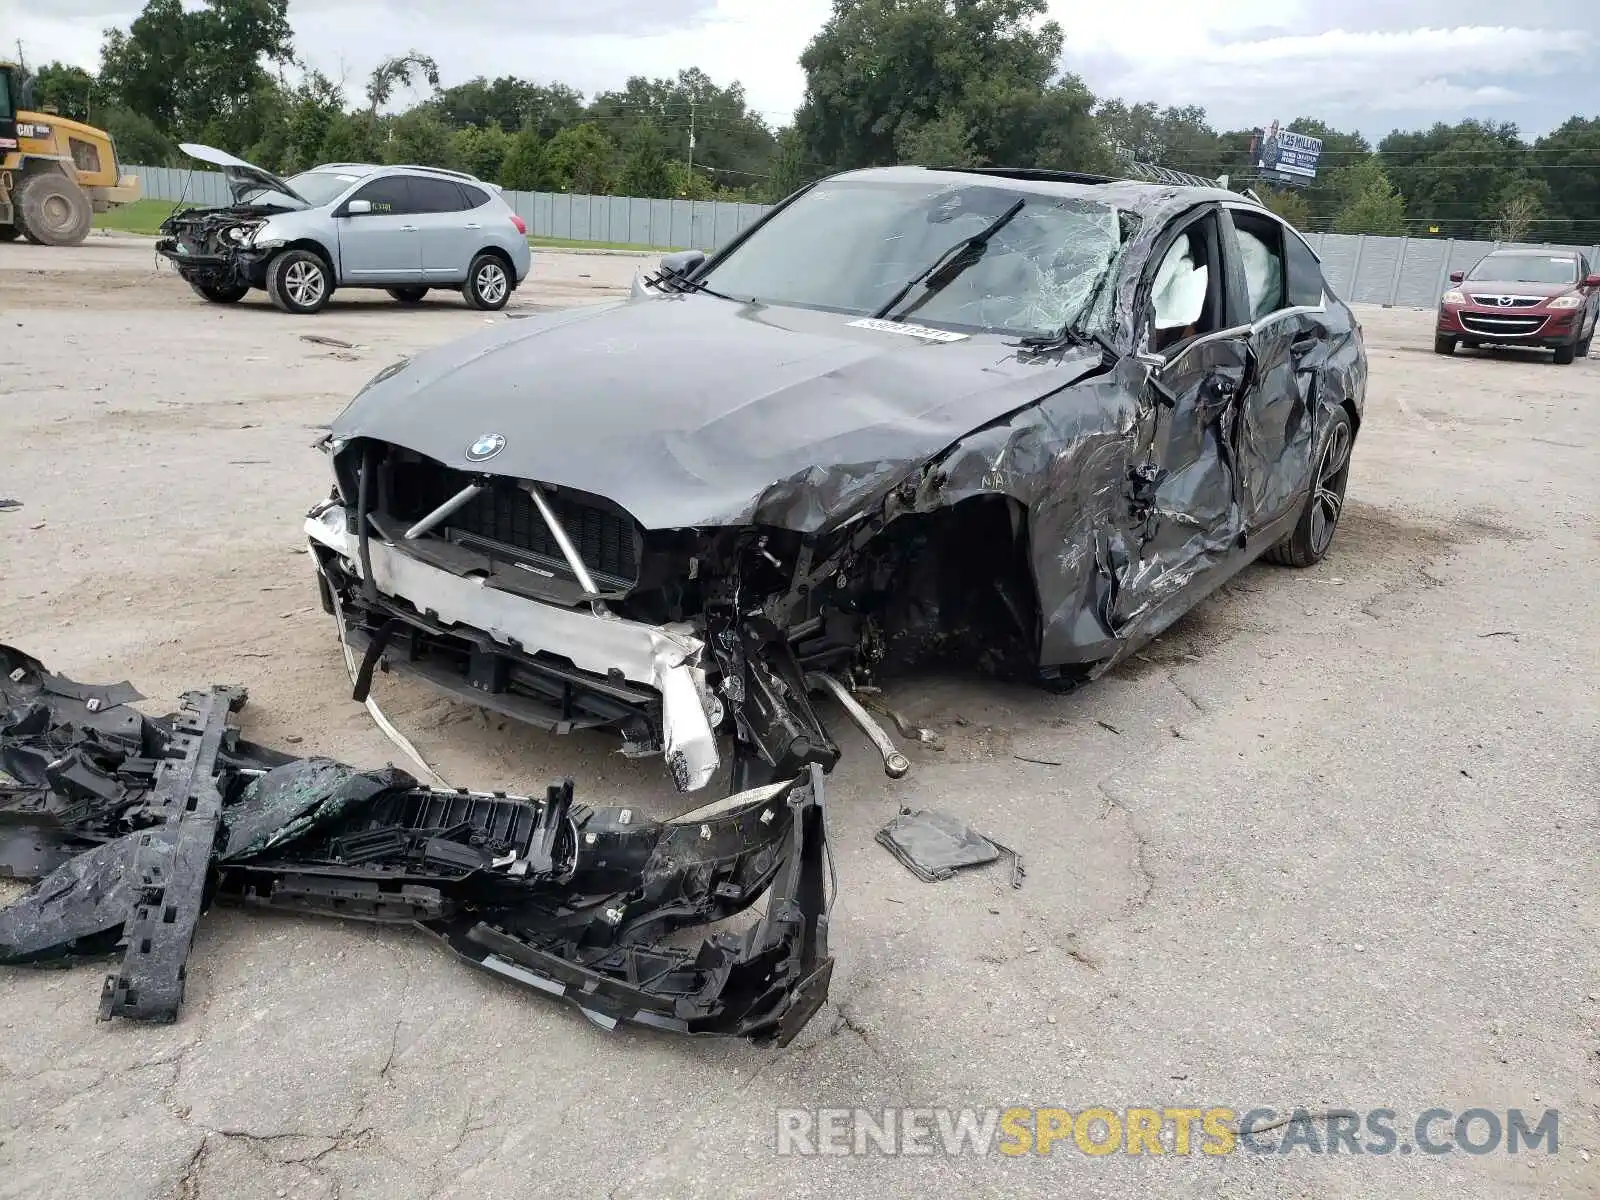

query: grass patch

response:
[95,200,685,254]
[530,236,679,253]
[93,198,186,236]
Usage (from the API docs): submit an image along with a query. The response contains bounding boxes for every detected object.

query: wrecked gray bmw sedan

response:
[309,166,1366,792]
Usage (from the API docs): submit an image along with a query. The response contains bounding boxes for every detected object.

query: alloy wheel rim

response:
[1309,421,1352,556]
[285,260,325,307]
[477,264,507,305]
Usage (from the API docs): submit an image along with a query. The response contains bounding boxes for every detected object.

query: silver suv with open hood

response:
[155,144,532,314]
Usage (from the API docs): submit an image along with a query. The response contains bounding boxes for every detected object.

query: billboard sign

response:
[1254,122,1322,186]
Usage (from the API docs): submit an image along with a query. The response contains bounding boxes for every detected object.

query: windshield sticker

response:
[847,318,969,342]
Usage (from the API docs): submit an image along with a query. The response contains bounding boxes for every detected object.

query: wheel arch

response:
[472,243,516,283]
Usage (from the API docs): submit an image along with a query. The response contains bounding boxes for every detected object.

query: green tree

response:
[498,124,545,191]
[1378,119,1524,237]
[431,77,584,138]
[1533,117,1600,243]
[453,122,512,181]
[764,126,817,202]
[618,120,675,196]
[1488,176,1550,243]
[665,160,717,199]
[281,70,346,173]
[542,122,615,194]
[364,51,440,120]
[318,112,372,165]
[895,109,982,167]
[29,63,98,122]
[104,107,177,165]
[383,110,459,169]
[98,0,292,143]
[1332,159,1408,235]
[796,0,1063,170]
[1260,187,1312,230]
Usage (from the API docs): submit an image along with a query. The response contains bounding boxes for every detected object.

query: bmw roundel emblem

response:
[466,433,505,462]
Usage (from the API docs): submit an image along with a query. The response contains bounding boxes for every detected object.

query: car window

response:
[1466,255,1577,284]
[459,183,491,209]
[350,176,413,216]
[698,179,1137,339]
[1284,233,1325,307]
[410,176,469,213]
[1148,213,1225,354]
[1227,212,1287,321]
[282,171,367,208]
[1153,236,1208,332]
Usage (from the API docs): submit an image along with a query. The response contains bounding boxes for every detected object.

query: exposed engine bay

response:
[309,435,1039,797]
[155,205,279,290]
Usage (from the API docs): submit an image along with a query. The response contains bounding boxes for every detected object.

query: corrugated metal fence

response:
[130,165,1600,302]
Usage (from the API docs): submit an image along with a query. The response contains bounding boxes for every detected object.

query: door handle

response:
[464,223,481,229]
[400,224,417,231]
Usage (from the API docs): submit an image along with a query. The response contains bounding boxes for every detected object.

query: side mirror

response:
[1585,274,1600,290]
[344,199,373,216]
[1449,270,1464,284]
[659,249,706,277]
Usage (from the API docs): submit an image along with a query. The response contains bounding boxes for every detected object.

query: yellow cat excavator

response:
[0,61,140,246]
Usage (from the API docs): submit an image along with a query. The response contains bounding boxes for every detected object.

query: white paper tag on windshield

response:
[847,318,968,342]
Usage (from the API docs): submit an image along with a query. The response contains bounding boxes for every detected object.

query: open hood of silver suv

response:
[178,142,309,206]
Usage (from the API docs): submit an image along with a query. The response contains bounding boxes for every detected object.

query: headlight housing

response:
[1548,293,1583,309]
[249,222,286,251]
[1442,290,1465,305]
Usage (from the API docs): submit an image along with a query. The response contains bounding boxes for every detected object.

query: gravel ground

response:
[1,235,1596,1200]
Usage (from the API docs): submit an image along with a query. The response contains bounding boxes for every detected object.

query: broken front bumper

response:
[0,644,833,1043]
[305,502,723,792]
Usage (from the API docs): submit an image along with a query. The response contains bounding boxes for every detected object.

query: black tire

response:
[1553,341,1576,366]
[190,279,249,304]
[1433,334,1457,355]
[14,172,93,247]
[1264,408,1354,569]
[387,286,428,304]
[462,253,511,311]
[266,249,332,314]
[0,226,18,243]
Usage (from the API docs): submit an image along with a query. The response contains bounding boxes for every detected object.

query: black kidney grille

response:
[389,457,638,583]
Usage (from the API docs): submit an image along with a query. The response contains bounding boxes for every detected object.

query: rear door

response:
[335,175,422,283]
[409,176,475,282]
[1220,205,1329,534]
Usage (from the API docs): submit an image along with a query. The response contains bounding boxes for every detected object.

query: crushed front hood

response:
[329,294,1103,531]
[178,142,308,206]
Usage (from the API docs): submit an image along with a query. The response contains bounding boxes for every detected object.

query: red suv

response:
[1435,249,1600,364]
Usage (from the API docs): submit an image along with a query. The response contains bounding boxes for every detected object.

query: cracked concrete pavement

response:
[1,237,1596,1199]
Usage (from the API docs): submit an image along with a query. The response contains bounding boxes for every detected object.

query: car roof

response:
[303,163,492,187]
[827,165,1245,217]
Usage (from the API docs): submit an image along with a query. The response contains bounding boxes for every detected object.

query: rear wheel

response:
[1433,334,1457,355]
[387,286,428,304]
[462,253,511,311]
[190,279,249,304]
[266,249,332,314]
[1553,341,1576,366]
[14,172,94,247]
[1264,408,1353,569]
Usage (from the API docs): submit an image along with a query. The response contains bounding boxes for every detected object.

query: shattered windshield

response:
[1467,255,1578,285]
[700,178,1135,338]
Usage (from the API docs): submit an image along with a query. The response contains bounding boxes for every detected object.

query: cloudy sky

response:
[13,0,1598,139]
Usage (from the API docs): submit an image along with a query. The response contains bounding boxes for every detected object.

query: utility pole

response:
[687,99,697,175]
